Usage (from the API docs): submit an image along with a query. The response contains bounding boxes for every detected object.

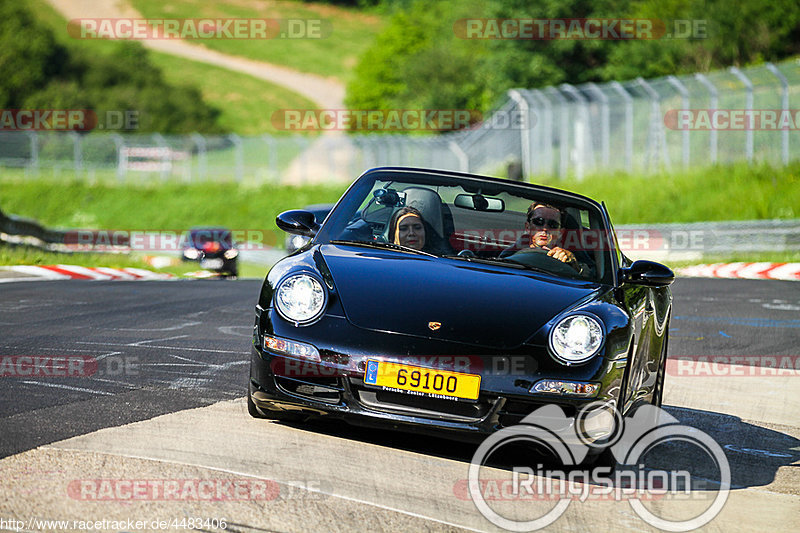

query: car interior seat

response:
[381,187,454,252]
[561,208,598,278]
[402,187,445,240]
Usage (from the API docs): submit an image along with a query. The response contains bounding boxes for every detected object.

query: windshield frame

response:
[313,167,618,285]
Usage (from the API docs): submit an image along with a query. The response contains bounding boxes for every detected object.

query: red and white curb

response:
[0,265,174,282]
[676,262,800,281]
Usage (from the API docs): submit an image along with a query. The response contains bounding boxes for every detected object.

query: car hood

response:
[320,244,601,349]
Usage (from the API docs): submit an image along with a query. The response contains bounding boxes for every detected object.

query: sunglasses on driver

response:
[528,216,562,229]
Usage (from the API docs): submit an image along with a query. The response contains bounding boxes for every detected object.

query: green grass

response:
[2,162,797,229]
[0,173,347,234]
[147,51,317,135]
[29,0,318,135]
[130,0,385,81]
[535,162,800,224]
[2,162,798,269]
[0,243,188,272]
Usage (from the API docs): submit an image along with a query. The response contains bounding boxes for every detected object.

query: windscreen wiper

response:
[443,254,529,269]
[330,239,436,257]
[443,254,557,275]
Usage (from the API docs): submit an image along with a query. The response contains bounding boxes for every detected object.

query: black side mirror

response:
[621,260,675,286]
[276,210,320,237]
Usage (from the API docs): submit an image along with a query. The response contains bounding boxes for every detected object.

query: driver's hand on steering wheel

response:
[545,246,576,264]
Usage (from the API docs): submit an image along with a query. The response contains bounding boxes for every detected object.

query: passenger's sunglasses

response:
[528,216,561,229]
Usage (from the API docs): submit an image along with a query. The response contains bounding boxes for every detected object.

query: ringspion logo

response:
[468,404,730,531]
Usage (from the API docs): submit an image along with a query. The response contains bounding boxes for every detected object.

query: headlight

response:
[223,249,239,259]
[183,248,200,260]
[274,274,327,325]
[549,314,604,365]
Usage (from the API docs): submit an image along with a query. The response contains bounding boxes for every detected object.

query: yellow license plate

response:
[363,360,481,400]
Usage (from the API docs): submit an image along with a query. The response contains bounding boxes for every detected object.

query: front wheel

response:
[247,380,307,422]
[247,388,265,418]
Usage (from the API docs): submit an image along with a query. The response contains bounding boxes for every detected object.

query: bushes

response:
[0,0,221,133]
[345,0,492,131]
[346,0,800,122]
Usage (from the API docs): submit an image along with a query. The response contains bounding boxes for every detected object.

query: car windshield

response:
[316,169,616,284]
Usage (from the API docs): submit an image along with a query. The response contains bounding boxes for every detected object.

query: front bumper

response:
[249,337,626,442]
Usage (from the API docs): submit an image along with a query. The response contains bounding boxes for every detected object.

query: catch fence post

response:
[585,82,610,168]
[190,133,207,182]
[695,73,718,165]
[667,75,690,169]
[729,67,753,163]
[765,63,790,165]
[609,82,633,173]
[508,89,532,180]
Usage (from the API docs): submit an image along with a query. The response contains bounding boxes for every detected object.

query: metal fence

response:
[1,59,798,183]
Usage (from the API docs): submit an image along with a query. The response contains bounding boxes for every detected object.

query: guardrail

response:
[0,208,67,247]
[3,208,798,261]
[617,219,800,261]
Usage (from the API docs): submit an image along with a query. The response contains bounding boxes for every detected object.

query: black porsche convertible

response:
[249,167,673,448]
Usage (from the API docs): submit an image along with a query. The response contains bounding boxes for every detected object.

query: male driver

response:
[525,203,577,263]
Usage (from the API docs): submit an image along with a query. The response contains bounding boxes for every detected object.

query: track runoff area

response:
[0,277,797,532]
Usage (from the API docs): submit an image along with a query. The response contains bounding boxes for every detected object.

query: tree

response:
[0,0,221,133]
[345,0,492,132]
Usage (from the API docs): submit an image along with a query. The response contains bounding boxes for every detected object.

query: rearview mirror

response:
[621,260,675,286]
[276,210,320,237]
[454,194,505,212]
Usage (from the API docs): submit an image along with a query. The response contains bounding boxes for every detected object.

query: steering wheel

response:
[505,247,579,276]
[457,249,476,258]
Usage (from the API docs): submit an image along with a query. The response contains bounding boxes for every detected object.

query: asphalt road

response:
[0,277,798,532]
[0,279,259,457]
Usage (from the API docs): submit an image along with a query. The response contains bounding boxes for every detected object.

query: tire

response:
[247,388,266,418]
[247,382,306,422]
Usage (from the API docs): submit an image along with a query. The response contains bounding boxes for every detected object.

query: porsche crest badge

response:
[428,321,442,331]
